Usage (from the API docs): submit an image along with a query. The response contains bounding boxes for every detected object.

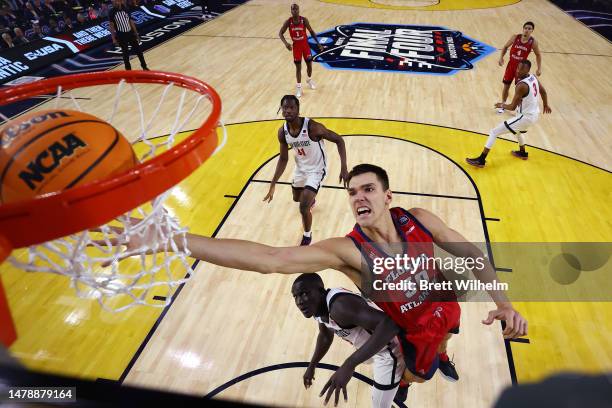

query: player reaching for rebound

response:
[467,59,551,167]
[106,164,527,406]
[294,274,459,407]
[293,274,408,407]
[279,3,323,98]
[497,21,542,114]
[264,95,348,246]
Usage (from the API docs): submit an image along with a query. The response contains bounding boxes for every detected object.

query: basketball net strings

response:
[9,79,227,312]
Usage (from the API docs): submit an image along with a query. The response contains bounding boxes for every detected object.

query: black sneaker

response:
[466,157,485,168]
[438,359,459,382]
[395,383,410,403]
[300,235,312,246]
[511,150,528,160]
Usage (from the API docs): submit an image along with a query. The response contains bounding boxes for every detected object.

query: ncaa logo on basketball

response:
[18,133,87,190]
[308,23,495,75]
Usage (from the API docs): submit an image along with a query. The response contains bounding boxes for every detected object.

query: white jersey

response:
[314,288,401,352]
[284,117,327,173]
[314,288,406,400]
[517,74,540,117]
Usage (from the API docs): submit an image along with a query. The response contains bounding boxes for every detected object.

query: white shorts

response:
[368,342,406,408]
[292,168,326,192]
[503,113,538,134]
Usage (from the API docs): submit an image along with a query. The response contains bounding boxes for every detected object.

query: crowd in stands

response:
[0,0,154,50]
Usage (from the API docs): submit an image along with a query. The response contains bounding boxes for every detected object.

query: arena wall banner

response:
[0,40,74,84]
[0,0,197,85]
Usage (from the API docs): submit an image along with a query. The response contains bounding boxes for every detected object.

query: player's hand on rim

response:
[320,363,353,406]
[89,217,158,265]
[482,305,528,339]
[303,364,316,389]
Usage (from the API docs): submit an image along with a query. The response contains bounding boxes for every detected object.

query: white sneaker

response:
[296,86,302,98]
[497,107,504,114]
[307,78,316,90]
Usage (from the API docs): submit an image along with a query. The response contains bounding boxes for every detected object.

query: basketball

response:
[0,109,136,204]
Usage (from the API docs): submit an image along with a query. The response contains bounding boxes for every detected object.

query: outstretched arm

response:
[538,80,552,114]
[263,128,289,202]
[311,120,348,187]
[320,295,400,405]
[410,208,527,339]
[496,82,528,111]
[182,235,347,275]
[304,324,334,389]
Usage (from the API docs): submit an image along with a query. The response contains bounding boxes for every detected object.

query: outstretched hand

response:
[89,217,159,265]
[263,185,276,203]
[303,364,316,389]
[339,167,349,188]
[320,363,353,406]
[543,105,552,114]
[482,306,528,339]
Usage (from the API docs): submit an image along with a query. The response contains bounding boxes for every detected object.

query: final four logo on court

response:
[308,23,495,75]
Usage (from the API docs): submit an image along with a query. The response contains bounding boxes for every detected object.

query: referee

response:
[109,0,149,71]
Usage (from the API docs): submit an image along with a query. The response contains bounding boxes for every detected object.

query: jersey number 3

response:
[297,147,306,156]
[532,83,538,97]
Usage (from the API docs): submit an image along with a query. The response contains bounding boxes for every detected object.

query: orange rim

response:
[0,71,221,259]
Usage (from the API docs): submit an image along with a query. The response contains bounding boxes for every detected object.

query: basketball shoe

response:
[466,157,486,168]
[296,84,302,98]
[307,78,316,90]
[511,150,528,160]
[300,234,312,246]
[438,358,459,382]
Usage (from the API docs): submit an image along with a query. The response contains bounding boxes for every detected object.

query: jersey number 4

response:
[296,147,306,156]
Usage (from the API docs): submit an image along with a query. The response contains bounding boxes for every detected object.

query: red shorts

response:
[503,61,519,84]
[293,41,312,62]
[398,302,461,379]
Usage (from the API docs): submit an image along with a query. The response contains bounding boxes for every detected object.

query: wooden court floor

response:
[2,0,611,407]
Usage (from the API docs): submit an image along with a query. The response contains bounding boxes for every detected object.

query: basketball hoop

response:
[0,70,223,313]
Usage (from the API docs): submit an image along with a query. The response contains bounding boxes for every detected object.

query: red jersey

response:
[346,207,457,333]
[288,16,307,44]
[509,34,534,63]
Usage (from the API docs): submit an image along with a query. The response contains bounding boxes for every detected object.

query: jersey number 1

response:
[297,147,306,156]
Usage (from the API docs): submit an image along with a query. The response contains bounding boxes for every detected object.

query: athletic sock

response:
[303,231,312,238]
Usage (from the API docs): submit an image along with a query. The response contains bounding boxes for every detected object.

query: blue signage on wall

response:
[308,23,495,76]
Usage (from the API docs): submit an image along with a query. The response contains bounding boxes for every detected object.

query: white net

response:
[4,76,226,312]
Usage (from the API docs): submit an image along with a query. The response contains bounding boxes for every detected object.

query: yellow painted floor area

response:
[3,118,610,385]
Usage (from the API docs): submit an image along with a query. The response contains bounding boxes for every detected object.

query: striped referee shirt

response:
[109,7,132,33]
